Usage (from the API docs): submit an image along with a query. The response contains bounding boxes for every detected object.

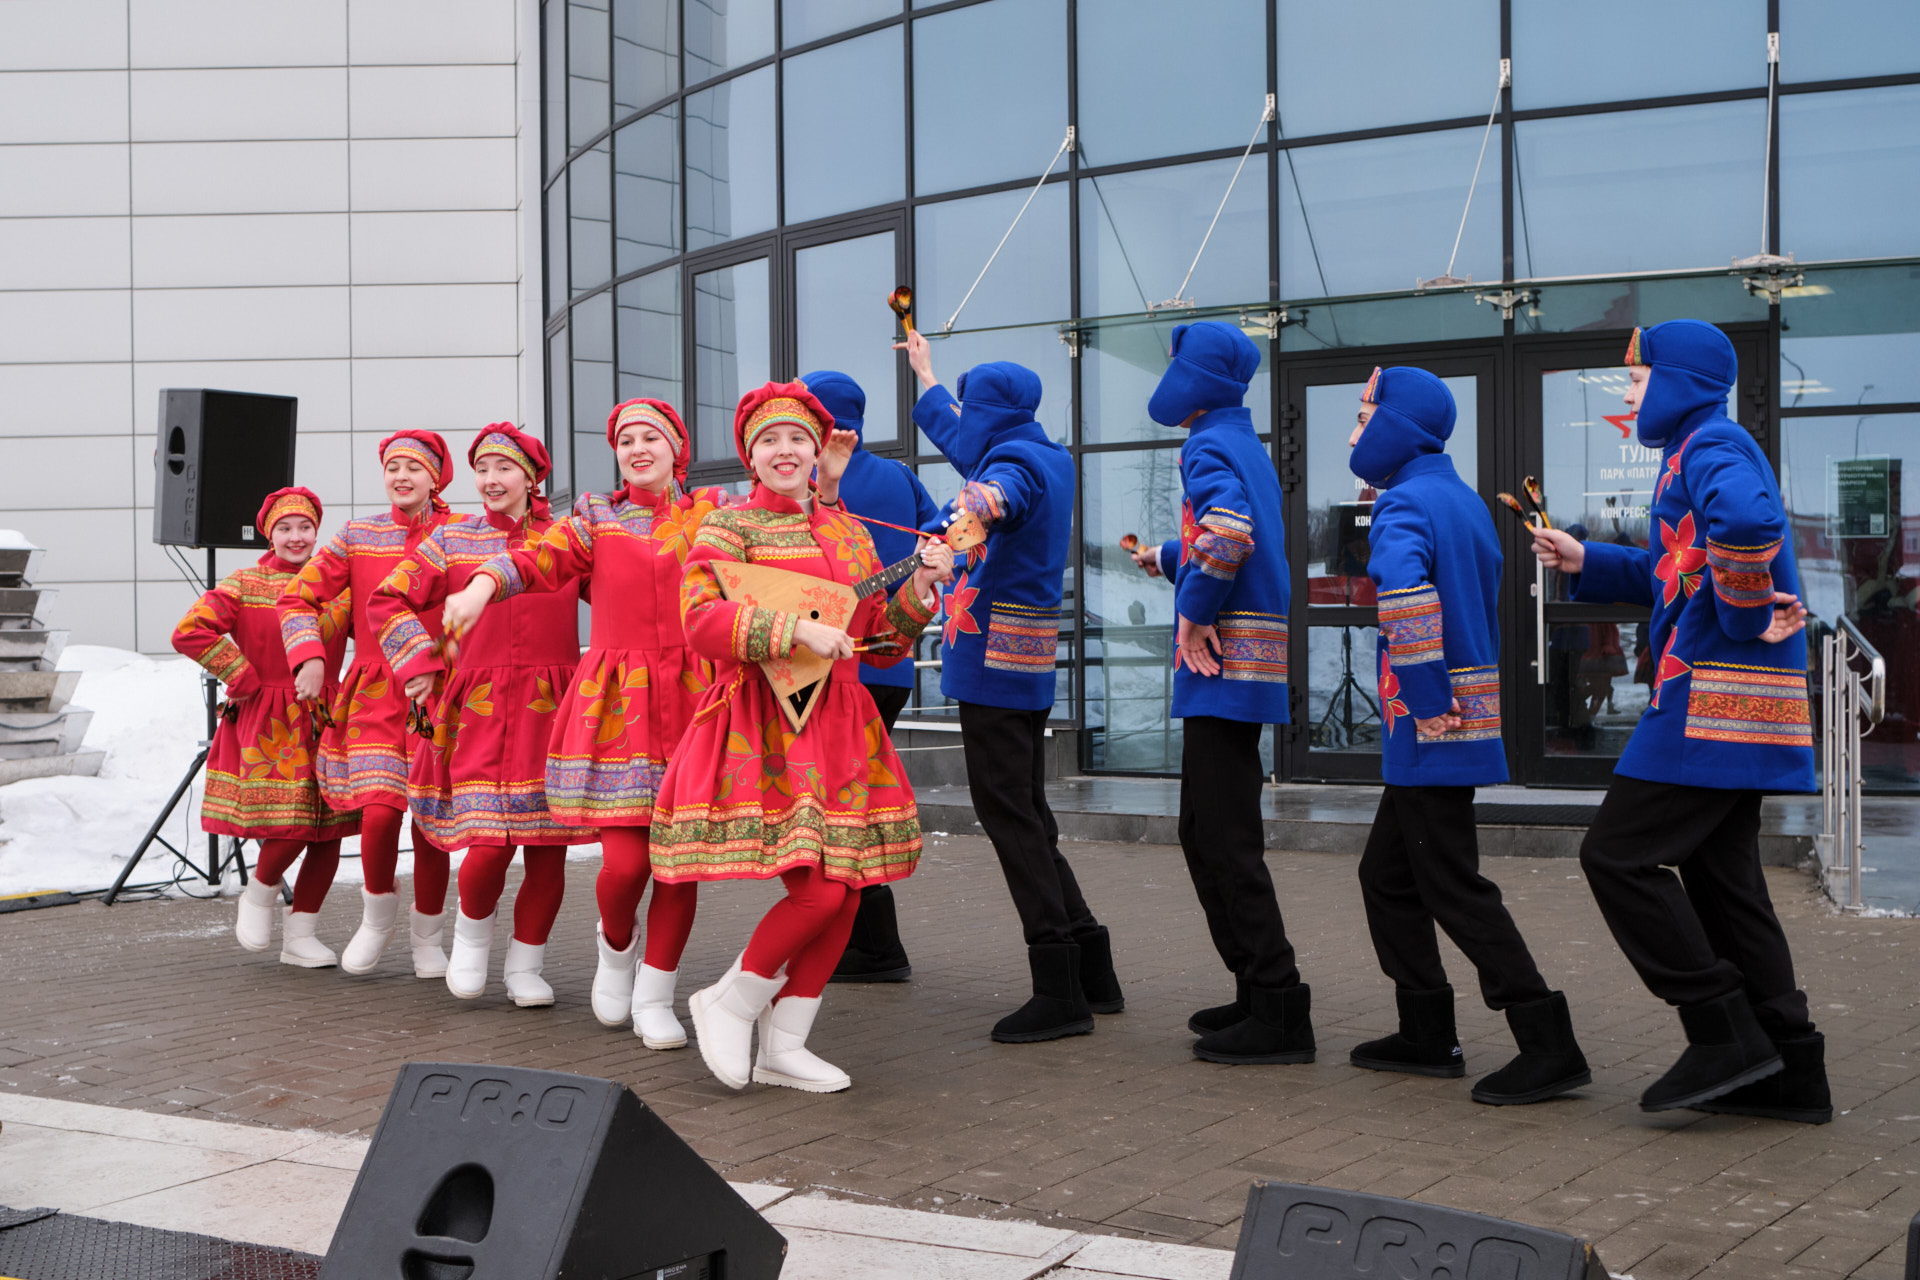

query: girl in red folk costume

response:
[651,382,951,1094]
[441,399,727,1046]
[278,431,458,979]
[367,425,595,1007]
[173,487,358,966]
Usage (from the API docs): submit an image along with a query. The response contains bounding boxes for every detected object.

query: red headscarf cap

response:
[255,486,323,539]
[469,423,553,520]
[732,381,834,469]
[377,430,453,513]
[606,398,691,487]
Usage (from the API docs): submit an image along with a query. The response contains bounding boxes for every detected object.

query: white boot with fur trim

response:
[502,940,554,1007]
[279,910,338,968]
[340,888,398,974]
[688,956,785,1090]
[235,876,278,952]
[445,911,494,998]
[410,908,449,978]
[632,964,686,1048]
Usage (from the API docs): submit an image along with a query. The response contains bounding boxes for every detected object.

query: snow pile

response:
[0,645,601,897]
[0,528,36,549]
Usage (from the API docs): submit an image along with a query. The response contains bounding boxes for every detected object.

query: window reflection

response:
[783,29,904,224]
[686,67,777,248]
[568,0,610,150]
[1279,127,1501,298]
[572,291,616,495]
[545,174,568,316]
[796,232,900,446]
[1781,412,1918,787]
[1781,86,1920,263]
[914,327,1071,453]
[1781,0,1920,82]
[615,106,679,273]
[914,184,1068,331]
[693,258,770,467]
[616,267,681,415]
[1782,333,1920,411]
[613,0,678,116]
[784,0,896,46]
[1083,321,1272,447]
[546,324,571,499]
[545,0,568,175]
[685,0,775,82]
[1511,0,1761,111]
[569,141,612,295]
[1077,0,1265,167]
[1278,0,1497,137]
[1513,100,1766,277]
[1080,157,1269,317]
[913,0,1065,195]
[1084,447,1183,770]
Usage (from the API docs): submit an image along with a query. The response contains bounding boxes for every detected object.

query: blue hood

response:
[1349,366,1455,488]
[802,369,865,443]
[1147,321,1260,426]
[1630,319,1736,450]
[947,361,1044,474]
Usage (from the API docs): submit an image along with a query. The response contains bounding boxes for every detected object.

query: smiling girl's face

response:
[751,424,818,500]
[617,423,677,493]
[472,454,531,518]
[270,515,317,565]
[384,455,432,513]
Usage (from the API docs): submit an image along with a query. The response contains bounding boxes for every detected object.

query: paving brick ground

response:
[1,835,1916,1278]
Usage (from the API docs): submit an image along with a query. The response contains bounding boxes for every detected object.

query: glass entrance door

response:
[1280,349,1495,782]
[1511,331,1768,785]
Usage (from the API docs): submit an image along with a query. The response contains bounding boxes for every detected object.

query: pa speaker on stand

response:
[107,389,298,904]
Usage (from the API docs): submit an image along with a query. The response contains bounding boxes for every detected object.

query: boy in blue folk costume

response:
[1534,320,1825,1122]
[897,330,1123,1043]
[803,369,939,984]
[1131,321,1314,1065]
[1348,367,1591,1106]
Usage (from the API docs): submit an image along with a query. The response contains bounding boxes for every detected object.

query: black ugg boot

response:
[1193,984,1316,1064]
[1073,925,1124,1013]
[1189,978,1250,1035]
[1472,991,1592,1105]
[1640,991,1783,1112]
[1350,986,1465,1078]
[830,885,912,983]
[992,944,1095,1043]
[1693,1032,1832,1124]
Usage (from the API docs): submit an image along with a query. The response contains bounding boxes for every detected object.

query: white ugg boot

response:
[410,908,448,978]
[235,876,278,952]
[279,910,338,968]
[753,996,851,1092]
[445,910,494,998]
[340,888,399,974]
[688,955,785,1090]
[632,964,686,1049]
[502,939,554,1008]
[590,922,639,1027]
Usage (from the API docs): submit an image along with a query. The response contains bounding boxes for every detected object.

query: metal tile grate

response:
[0,1206,321,1280]
[1473,804,1602,828]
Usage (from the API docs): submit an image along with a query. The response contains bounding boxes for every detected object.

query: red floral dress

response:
[366,509,596,850]
[649,485,938,887]
[172,553,358,841]
[475,481,728,828]
[277,506,456,811]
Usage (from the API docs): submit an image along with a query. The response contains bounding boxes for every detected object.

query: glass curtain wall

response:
[543,0,1920,782]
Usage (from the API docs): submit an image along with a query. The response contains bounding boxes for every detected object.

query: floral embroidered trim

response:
[1189,522,1254,581]
[1215,611,1288,684]
[956,480,1007,524]
[1705,536,1781,609]
[1683,661,1812,747]
[1378,584,1444,668]
[1418,666,1500,743]
[984,603,1060,673]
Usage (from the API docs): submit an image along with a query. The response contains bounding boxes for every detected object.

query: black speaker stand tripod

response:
[105,547,272,906]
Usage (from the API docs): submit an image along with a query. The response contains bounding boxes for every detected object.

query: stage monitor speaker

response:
[320,1062,787,1280]
[152,388,297,549]
[1229,1181,1609,1280]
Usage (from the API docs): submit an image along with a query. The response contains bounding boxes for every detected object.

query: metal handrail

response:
[1817,616,1885,912]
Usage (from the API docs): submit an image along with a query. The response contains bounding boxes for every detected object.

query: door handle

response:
[1533,555,1547,685]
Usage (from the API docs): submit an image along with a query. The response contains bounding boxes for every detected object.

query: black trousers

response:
[1359,784,1552,1009]
[959,701,1097,946]
[855,685,915,915]
[1177,716,1299,990]
[1579,774,1810,1033]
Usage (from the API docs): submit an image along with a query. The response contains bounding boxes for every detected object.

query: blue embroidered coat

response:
[913,362,1070,712]
[1351,368,1506,786]
[806,370,939,692]
[1143,323,1290,724]
[1573,320,1814,792]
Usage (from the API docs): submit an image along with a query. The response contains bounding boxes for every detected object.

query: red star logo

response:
[1603,412,1635,439]
[1178,501,1199,566]
[942,572,980,647]
[1380,650,1409,736]
[1654,436,1690,504]
[1651,631,1690,710]
[1653,510,1708,606]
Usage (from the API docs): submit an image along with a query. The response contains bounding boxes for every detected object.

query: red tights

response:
[358,803,450,913]
[255,839,341,914]
[597,827,697,970]
[742,865,861,1001]
[457,844,566,945]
